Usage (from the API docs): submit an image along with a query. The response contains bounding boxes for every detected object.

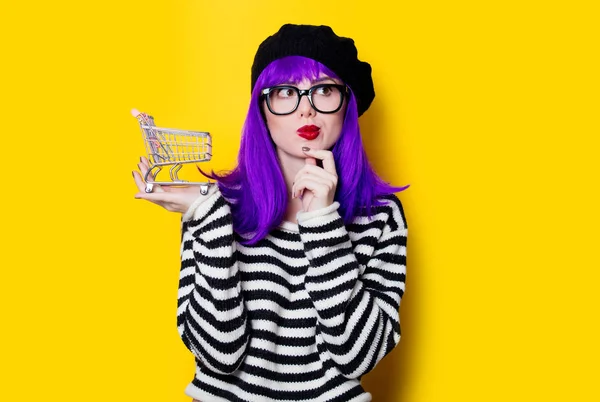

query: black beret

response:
[251,24,375,117]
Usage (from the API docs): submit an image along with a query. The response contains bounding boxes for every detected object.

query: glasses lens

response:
[267,87,298,114]
[311,85,343,113]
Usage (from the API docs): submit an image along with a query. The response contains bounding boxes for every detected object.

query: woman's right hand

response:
[132,156,205,214]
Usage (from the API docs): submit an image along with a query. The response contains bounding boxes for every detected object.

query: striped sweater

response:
[177,186,407,402]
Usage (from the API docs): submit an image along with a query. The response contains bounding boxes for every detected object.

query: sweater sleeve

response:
[297,196,407,379]
[177,185,249,374]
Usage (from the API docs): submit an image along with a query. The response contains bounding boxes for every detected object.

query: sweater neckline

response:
[278,220,299,233]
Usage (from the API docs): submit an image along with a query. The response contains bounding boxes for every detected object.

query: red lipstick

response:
[297,125,320,140]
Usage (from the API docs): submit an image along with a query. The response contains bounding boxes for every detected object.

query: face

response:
[262,76,346,160]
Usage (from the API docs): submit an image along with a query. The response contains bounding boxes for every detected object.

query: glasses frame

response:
[260,84,349,115]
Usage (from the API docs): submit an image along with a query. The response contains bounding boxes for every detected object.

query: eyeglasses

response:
[261,84,349,115]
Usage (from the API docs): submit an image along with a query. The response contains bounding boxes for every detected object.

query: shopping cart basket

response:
[131,109,212,194]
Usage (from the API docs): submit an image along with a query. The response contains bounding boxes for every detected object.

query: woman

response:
[133,24,408,402]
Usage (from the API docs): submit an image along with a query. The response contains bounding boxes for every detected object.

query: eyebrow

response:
[280,77,338,86]
[312,77,337,84]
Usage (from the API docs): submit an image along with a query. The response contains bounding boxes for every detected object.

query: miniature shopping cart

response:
[131,109,212,194]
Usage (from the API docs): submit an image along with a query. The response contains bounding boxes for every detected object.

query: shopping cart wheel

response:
[200,184,209,195]
[145,183,154,193]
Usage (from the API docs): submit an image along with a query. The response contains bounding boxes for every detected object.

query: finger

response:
[132,168,162,194]
[294,164,337,183]
[134,190,179,203]
[304,157,317,166]
[293,177,329,199]
[137,162,164,192]
[140,156,155,171]
[301,148,337,175]
[292,169,336,198]
[292,174,332,198]
[139,156,158,180]
[137,160,153,180]
[132,170,147,193]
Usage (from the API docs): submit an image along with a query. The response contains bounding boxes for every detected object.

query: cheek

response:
[263,104,282,132]
[263,112,292,149]
[264,116,283,138]
[328,114,345,143]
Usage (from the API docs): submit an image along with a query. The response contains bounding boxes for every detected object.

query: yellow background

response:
[1,0,599,401]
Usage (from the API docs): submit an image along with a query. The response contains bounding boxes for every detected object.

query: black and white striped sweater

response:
[177,186,407,402]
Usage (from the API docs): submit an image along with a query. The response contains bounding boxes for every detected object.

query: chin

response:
[302,136,326,147]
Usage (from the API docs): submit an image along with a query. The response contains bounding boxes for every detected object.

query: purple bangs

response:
[257,55,341,88]
[201,56,408,244]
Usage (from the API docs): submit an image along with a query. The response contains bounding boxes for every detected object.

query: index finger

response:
[305,157,317,166]
[301,148,337,174]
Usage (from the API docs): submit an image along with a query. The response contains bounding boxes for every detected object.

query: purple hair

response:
[202,56,408,244]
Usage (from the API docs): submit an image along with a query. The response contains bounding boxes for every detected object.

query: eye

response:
[314,85,334,96]
[275,87,296,98]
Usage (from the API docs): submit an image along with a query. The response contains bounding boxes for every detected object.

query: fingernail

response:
[140,157,143,162]
[302,146,310,152]
[132,171,135,178]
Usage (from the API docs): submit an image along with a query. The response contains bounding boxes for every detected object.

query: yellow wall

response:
[1,1,599,401]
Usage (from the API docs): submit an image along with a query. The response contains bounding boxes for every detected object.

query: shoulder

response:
[347,193,407,236]
[373,193,408,231]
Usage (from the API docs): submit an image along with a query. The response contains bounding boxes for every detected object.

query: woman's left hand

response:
[292,147,338,212]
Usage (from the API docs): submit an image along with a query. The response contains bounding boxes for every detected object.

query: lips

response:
[297,125,320,140]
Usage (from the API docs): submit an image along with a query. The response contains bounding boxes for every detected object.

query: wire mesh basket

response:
[131,109,212,194]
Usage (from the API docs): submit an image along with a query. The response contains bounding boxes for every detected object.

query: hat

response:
[251,24,375,116]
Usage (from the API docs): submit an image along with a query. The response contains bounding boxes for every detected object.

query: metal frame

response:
[132,110,212,194]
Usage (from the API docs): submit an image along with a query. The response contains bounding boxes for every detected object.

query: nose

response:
[297,93,316,118]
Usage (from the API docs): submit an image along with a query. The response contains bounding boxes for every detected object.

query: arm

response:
[177,185,249,374]
[297,196,407,379]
